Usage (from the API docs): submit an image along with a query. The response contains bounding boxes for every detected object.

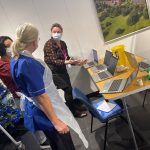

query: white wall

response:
[0,0,150,94]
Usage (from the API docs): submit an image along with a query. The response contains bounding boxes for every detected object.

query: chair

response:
[0,84,25,150]
[72,88,123,150]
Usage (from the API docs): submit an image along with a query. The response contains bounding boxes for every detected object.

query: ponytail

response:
[11,39,26,58]
[11,23,39,59]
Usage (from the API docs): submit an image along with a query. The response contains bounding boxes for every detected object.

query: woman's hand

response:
[53,119,70,134]
[76,59,87,65]
[65,58,87,65]
[65,58,78,65]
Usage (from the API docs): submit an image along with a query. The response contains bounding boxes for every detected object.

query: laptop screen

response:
[125,67,139,88]
[107,56,118,75]
[125,51,138,69]
[104,50,112,66]
[92,49,98,63]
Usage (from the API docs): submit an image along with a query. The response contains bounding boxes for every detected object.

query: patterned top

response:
[0,58,19,99]
[43,38,70,74]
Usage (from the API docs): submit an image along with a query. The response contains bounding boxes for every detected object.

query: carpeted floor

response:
[1,91,150,150]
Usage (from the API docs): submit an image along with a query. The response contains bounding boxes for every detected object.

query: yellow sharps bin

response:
[111,45,128,66]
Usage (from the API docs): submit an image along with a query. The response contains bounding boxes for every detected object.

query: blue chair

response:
[0,84,25,149]
[72,88,123,150]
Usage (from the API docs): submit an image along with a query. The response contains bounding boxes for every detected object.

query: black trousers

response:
[44,131,75,150]
[52,73,76,114]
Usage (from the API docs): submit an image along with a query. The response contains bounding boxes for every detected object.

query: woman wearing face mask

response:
[0,36,13,56]
[43,23,87,118]
[0,44,20,107]
[0,37,20,107]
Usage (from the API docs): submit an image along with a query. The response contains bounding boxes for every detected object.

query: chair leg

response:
[104,121,108,150]
[142,90,148,107]
[90,115,93,133]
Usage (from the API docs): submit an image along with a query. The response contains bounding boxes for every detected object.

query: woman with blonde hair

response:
[10,23,88,150]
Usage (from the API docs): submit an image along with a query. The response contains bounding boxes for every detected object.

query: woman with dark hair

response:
[0,36,13,45]
[0,44,20,107]
[0,36,13,56]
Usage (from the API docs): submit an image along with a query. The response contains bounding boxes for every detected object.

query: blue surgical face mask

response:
[52,33,62,41]
[6,48,12,56]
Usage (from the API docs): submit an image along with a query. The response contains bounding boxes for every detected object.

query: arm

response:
[43,40,65,65]
[60,41,87,65]
[36,93,69,134]
[43,40,77,65]
[0,62,20,98]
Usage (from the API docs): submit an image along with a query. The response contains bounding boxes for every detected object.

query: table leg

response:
[123,98,138,150]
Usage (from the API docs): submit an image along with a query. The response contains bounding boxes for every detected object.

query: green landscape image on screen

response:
[94,0,150,42]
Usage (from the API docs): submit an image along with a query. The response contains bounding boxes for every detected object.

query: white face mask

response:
[52,33,62,41]
[6,48,12,56]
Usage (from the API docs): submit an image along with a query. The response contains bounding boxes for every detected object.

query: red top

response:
[0,58,20,99]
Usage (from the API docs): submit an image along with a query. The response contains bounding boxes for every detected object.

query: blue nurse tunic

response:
[10,50,88,148]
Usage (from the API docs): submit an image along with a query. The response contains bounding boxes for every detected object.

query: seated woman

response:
[10,23,88,150]
[0,43,20,108]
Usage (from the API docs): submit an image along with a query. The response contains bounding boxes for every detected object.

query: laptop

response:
[139,61,150,71]
[92,55,118,82]
[100,66,139,93]
[125,51,138,69]
[91,50,112,72]
[84,49,98,68]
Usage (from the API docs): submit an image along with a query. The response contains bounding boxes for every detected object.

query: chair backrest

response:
[72,88,103,120]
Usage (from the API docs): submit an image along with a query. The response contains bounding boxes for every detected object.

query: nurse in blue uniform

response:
[10,23,88,150]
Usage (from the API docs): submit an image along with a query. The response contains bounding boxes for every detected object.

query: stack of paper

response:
[97,101,116,112]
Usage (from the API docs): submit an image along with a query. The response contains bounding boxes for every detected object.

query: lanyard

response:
[60,46,67,59]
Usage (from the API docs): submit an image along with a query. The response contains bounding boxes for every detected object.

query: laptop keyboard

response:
[96,65,106,70]
[108,79,122,91]
[140,62,150,69]
[98,71,109,79]
[88,62,95,66]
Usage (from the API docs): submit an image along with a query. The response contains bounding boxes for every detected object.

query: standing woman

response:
[43,23,87,117]
[10,23,88,150]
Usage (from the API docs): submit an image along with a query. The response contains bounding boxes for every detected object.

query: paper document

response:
[97,101,116,112]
